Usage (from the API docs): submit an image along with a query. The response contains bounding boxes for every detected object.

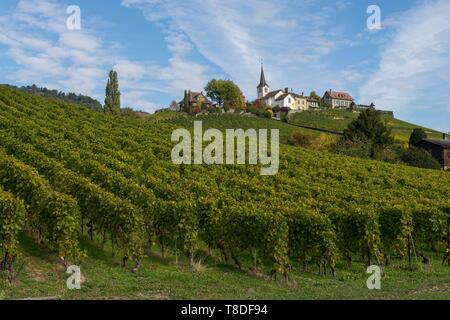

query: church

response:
[256,64,319,111]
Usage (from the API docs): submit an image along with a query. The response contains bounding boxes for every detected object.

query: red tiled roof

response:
[326,90,353,101]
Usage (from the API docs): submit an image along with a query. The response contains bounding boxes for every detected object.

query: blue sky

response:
[0,0,449,132]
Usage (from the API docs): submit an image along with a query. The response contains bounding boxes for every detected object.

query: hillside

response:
[0,85,449,300]
[5,84,103,112]
[288,109,444,142]
[161,112,328,144]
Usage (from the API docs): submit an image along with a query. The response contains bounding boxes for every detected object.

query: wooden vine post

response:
[408,233,412,271]
[447,218,450,267]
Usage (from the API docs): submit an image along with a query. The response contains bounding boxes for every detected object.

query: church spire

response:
[257,60,268,89]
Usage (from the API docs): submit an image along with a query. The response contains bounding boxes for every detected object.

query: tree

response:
[310,91,321,101]
[402,147,441,170]
[343,109,394,159]
[409,128,427,147]
[104,70,121,114]
[205,79,242,109]
[182,90,190,113]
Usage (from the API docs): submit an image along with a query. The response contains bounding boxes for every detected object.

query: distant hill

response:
[6,84,103,112]
[288,109,443,142]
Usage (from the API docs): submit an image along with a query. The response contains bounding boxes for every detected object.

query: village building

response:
[179,90,214,111]
[292,93,308,111]
[322,90,354,109]
[307,97,320,109]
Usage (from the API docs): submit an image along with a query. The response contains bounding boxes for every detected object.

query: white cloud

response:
[0,0,112,98]
[121,0,352,99]
[59,32,103,52]
[359,0,450,115]
[114,59,147,80]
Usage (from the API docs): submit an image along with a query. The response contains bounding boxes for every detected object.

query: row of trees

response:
[12,85,103,111]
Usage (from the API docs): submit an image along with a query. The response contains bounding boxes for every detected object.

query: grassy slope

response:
[2,233,449,300]
[0,91,449,300]
[163,112,326,144]
[288,109,443,142]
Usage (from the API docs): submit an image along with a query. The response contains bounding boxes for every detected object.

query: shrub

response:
[343,109,394,159]
[409,128,427,147]
[313,135,338,150]
[333,138,372,158]
[288,131,316,148]
[402,147,441,170]
[264,109,273,118]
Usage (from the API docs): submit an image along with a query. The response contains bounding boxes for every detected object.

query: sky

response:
[0,0,449,132]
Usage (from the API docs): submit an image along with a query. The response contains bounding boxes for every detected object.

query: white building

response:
[256,65,309,111]
[322,90,354,109]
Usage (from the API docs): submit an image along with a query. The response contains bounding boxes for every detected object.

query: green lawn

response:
[288,110,443,142]
[2,233,449,300]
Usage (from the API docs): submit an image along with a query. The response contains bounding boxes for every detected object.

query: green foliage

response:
[205,79,243,109]
[120,107,139,118]
[263,109,273,118]
[104,70,121,114]
[402,147,442,170]
[310,91,321,101]
[0,188,26,273]
[7,84,103,111]
[0,150,82,263]
[288,131,317,148]
[409,128,427,147]
[289,109,443,142]
[286,204,339,271]
[343,109,394,159]
[182,90,190,113]
[288,131,337,150]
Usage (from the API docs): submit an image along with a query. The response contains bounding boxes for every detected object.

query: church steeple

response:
[257,60,270,99]
[258,63,268,89]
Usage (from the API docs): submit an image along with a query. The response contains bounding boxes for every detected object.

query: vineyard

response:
[288,109,444,142]
[0,85,449,298]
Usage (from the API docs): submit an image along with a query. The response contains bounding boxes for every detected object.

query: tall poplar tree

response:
[183,90,190,113]
[104,70,121,114]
